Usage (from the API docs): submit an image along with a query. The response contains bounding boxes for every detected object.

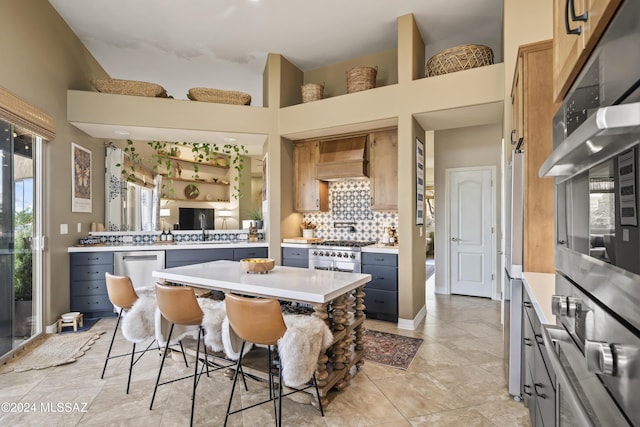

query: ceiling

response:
[49,0,504,157]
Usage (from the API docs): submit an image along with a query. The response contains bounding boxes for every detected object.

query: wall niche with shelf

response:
[157,146,231,202]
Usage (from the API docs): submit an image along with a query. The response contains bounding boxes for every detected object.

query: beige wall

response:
[433,123,503,294]
[0,0,109,324]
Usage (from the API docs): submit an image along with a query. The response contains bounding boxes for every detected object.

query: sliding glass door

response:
[0,120,41,358]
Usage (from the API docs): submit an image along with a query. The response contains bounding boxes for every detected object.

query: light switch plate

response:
[623,228,629,241]
[77,223,82,232]
[60,224,68,234]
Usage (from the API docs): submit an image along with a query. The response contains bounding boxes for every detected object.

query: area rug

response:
[0,330,104,374]
[363,330,423,370]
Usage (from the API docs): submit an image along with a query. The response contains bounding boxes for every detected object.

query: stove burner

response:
[314,240,376,248]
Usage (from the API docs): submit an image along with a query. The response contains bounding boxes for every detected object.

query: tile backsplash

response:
[303,179,397,242]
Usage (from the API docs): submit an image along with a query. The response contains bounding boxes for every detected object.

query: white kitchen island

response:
[152,260,372,406]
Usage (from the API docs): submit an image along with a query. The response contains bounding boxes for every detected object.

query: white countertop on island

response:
[153,260,371,304]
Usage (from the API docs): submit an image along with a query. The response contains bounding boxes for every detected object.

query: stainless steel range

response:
[308,240,375,273]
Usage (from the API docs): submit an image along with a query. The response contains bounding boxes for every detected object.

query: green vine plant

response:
[119,139,248,200]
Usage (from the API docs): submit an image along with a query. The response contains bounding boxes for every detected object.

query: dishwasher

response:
[114,251,166,290]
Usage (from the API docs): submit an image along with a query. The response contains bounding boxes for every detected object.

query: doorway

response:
[0,120,42,358]
[446,166,495,298]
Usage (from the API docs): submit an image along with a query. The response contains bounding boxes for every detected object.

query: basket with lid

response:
[346,66,377,93]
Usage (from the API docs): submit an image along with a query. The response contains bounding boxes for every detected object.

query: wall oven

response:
[539,0,640,425]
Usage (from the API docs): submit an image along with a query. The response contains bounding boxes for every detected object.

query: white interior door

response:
[448,167,494,297]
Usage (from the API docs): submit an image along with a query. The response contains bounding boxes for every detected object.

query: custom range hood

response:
[315,135,369,180]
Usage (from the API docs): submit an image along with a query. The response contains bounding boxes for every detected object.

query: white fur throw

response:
[278,314,333,387]
[121,287,156,343]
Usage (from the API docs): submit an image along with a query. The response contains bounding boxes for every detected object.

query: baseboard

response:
[397,304,426,330]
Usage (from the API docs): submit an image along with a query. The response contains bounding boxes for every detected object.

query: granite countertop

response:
[68,241,268,253]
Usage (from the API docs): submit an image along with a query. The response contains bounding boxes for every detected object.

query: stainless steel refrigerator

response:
[503,149,524,400]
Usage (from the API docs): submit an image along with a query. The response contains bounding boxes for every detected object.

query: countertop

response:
[153,260,371,304]
[522,272,556,324]
[68,241,268,253]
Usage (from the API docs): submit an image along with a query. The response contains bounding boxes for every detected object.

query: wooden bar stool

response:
[223,293,324,427]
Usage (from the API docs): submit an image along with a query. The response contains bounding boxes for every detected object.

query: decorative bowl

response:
[240,258,275,274]
[61,312,80,322]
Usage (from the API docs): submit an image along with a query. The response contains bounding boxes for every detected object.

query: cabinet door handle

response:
[374,258,385,262]
[523,384,532,396]
[510,129,517,144]
[523,337,533,347]
[374,299,385,304]
[534,383,547,399]
[374,276,385,281]
[569,0,588,22]
[535,334,544,346]
[523,301,532,308]
[564,0,583,35]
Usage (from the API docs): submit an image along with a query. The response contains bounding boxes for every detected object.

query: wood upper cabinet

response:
[553,0,621,102]
[511,60,524,146]
[369,129,398,210]
[294,140,328,212]
[513,40,557,273]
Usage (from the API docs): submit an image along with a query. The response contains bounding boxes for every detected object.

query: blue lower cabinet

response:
[233,247,268,261]
[69,251,115,318]
[362,252,398,322]
[282,246,309,268]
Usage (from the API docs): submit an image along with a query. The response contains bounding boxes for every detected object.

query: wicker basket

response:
[90,79,168,97]
[425,44,494,77]
[187,88,251,105]
[346,66,377,93]
[301,82,324,103]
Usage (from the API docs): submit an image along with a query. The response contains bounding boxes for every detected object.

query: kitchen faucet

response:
[199,212,207,241]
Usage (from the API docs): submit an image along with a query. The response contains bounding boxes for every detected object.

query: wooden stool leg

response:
[73,318,78,332]
[79,314,84,328]
[57,320,62,333]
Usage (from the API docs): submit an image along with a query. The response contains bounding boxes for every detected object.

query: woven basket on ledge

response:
[301,82,324,103]
[346,66,377,93]
[90,79,168,97]
[425,44,494,77]
[187,88,251,105]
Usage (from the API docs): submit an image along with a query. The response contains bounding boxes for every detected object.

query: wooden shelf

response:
[159,154,230,169]
[160,174,230,186]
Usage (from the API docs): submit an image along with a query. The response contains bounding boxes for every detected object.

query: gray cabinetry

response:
[69,252,114,318]
[362,252,398,322]
[233,247,268,261]
[165,248,233,268]
[282,246,309,268]
[522,290,555,427]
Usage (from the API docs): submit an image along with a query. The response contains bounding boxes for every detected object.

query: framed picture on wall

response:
[71,142,92,213]
[416,138,425,225]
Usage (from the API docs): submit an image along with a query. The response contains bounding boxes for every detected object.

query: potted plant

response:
[301,220,317,238]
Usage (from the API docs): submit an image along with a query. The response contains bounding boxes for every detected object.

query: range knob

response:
[350,253,356,259]
[312,251,318,256]
[585,340,616,376]
[551,295,568,316]
[337,252,343,258]
[318,251,324,256]
[343,252,349,258]
[330,252,336,257]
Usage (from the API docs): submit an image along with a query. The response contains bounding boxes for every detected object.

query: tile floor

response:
[0,271,530,426]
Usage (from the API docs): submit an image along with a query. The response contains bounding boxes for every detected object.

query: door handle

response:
[564,0,584,35]
[451,237,459,242]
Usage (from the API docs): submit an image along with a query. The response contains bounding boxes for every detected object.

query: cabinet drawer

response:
[534,344,555,426]
[234,247,268,261]
[71,294,113,312]
[363,265,397,291]
[282,258,308,269]
[70,264,113,282]
[364,289,397,315]
[282,247,309,260]
[165,248,233,268]
[71,280,107,297]
[70,251,113,266]
[362,252,397,267]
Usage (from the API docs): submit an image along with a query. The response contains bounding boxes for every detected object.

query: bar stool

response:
[101,273,157,394]
[223,293,324,427]
[150,283,211,427]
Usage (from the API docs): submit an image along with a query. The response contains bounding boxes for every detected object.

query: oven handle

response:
[541,325,595,427]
